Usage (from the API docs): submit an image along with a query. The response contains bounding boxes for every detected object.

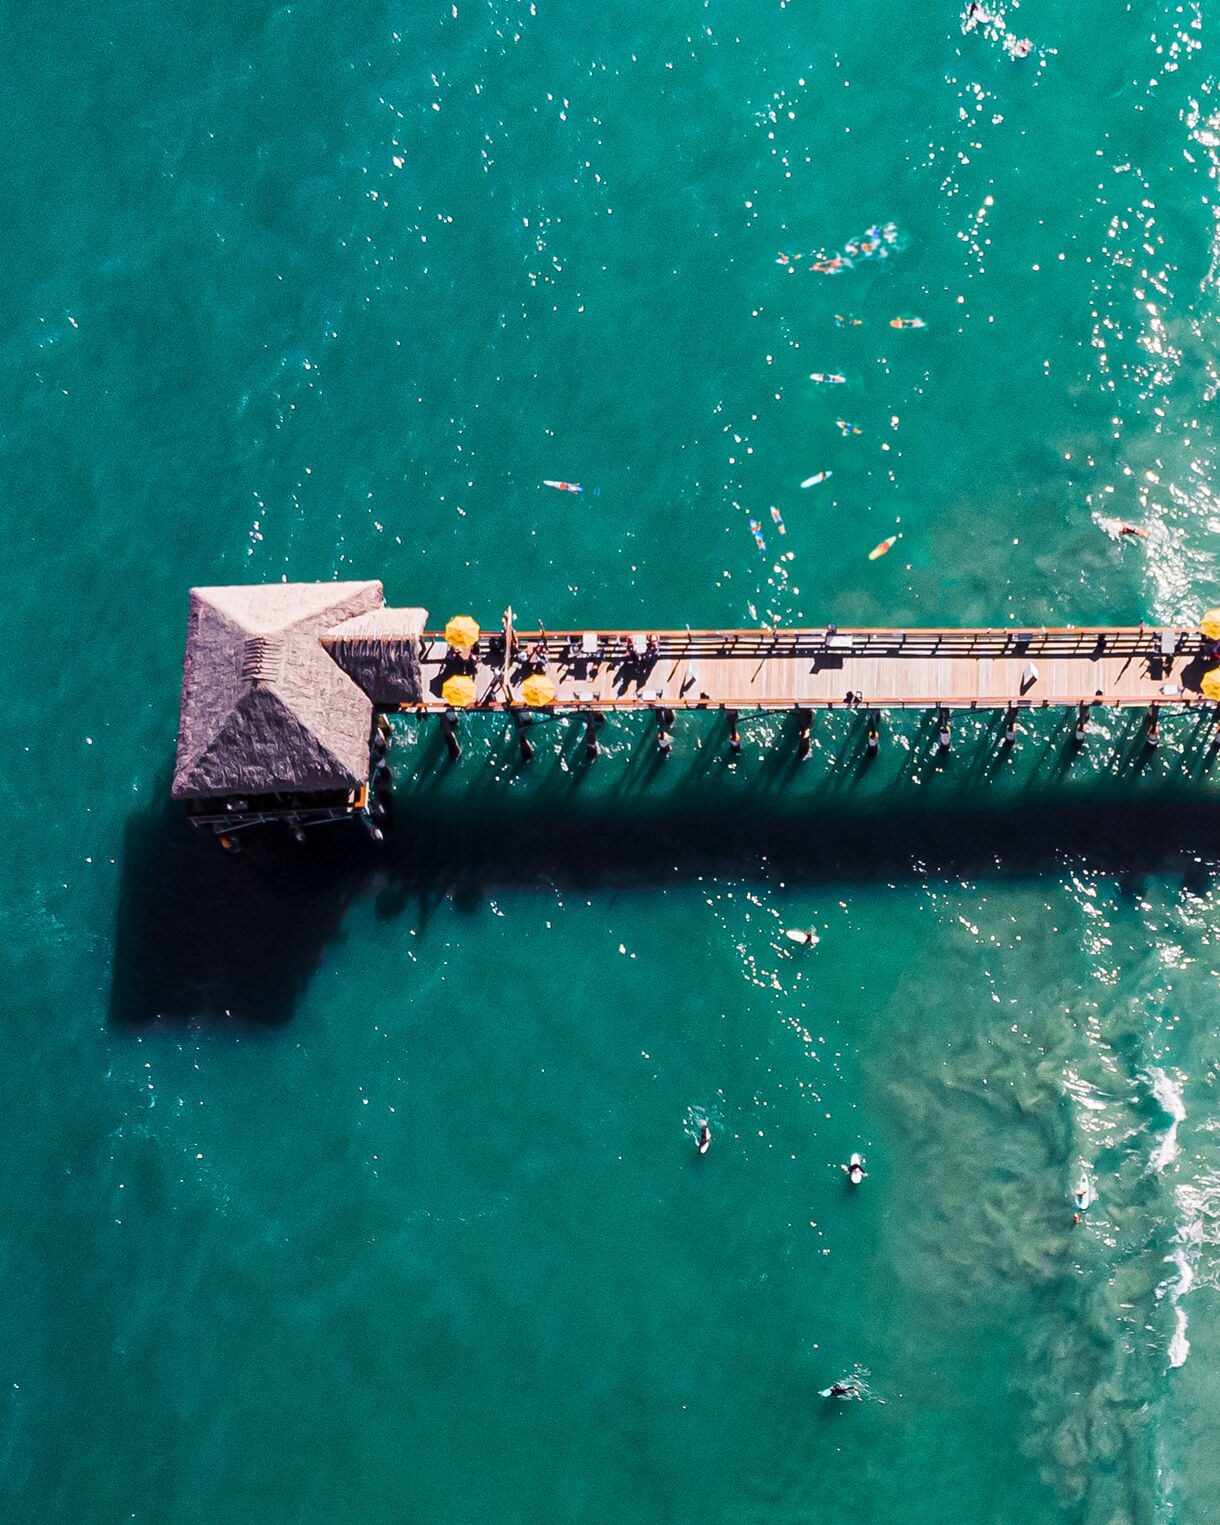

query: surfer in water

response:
[786,928,818,946]
[820,1380,861,1400]
[698,1122,711,1155]
[843,1153,866,1185]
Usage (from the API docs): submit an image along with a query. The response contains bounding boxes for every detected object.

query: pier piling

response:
[796,708,812,761]
[512,709,535,763]
[441,708,462,761]
[866,711,880,756]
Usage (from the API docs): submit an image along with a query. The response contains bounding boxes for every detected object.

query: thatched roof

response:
[172,581,385,800]
[322,606,428,706]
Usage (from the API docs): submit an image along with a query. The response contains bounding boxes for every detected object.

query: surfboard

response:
[868,533,899,561]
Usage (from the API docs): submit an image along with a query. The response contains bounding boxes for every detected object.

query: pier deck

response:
[417,625,1210,713]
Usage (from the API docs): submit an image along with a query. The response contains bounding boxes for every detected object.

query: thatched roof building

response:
[172,581,427,803]
[322,605,429,706]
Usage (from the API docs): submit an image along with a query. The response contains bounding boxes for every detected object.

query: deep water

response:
[5,1,1220,1520]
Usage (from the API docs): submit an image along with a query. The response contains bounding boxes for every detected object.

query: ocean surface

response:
[4,0,1220,1519]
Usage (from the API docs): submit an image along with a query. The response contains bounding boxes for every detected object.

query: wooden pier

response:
[419,621,1212,714]
[169,584,1220,835]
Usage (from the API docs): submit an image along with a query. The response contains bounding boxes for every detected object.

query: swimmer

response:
[698,1122,711,1155]
[843,1153,867,1185]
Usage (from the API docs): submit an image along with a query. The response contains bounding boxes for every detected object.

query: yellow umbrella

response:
[1201,668,1220,702]
[444,615,480,652]
[1199,609,1220,641]
[521,673,557,707]
[441,673,477,707]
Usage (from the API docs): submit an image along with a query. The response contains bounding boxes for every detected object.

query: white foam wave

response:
[1169,1302,1190,1370]
[1160,1168,1220,1372]
[1146,1066,1186,1175]
[1164,1236,1196,1370]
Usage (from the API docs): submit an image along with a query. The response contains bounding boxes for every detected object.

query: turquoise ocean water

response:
[6,0,1220,1519]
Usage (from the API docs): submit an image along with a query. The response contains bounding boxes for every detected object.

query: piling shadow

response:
[110,775,1220,1031]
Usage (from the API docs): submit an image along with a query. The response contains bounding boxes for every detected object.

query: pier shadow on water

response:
[110,724,1220,1028]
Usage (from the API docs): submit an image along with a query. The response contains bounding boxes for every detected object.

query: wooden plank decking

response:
[415,625,1215,713]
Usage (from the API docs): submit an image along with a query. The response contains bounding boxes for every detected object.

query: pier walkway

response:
[419,623,1211,714]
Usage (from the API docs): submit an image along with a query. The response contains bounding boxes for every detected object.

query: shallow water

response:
[4,0,1220,1520]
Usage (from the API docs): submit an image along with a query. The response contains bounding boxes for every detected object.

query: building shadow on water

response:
[110,756,1220,1031]
[108,792,374,1030]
